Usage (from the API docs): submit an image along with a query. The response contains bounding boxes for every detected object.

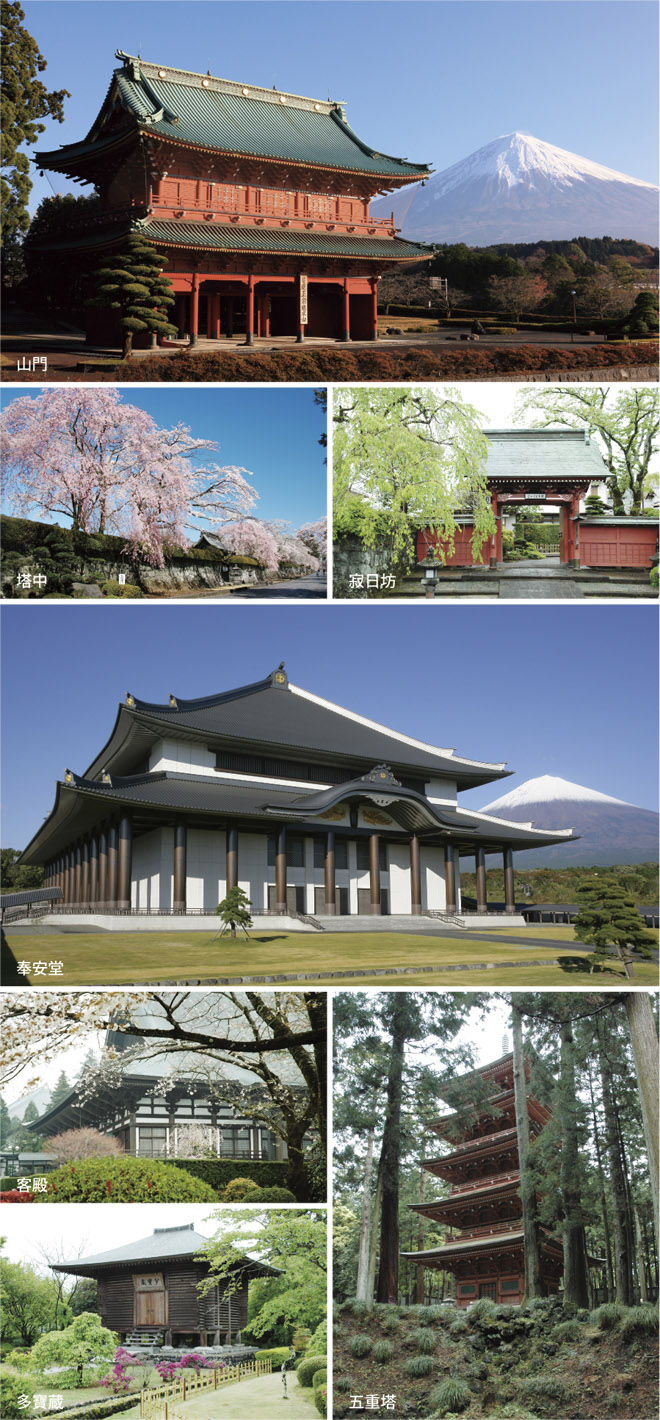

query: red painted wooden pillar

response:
[491,493,502,567]
[246,275,255,345]
[570,493,581,567]
[559,504,569,563]
[369,277,379,340]
[190,274,200,346]
[342,280,351,342]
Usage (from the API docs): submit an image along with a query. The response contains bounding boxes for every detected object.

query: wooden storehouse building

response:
[52,1223,279,1346]
[19,665,577,920]
[402,1052,563,1306]
[32,51,431,345]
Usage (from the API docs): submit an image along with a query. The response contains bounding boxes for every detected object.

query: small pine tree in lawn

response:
[584,490,608,516]
[86,233,177,357]
[215,886,253,939]
[573,876,657,978]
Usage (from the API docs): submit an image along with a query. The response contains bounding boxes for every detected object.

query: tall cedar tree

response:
[596,1011,634,1303]
[624,993,659,1243]
[86,234,177,357]
[573,876,658,977]
[1,1,69,246]
[511,1002,545,1298]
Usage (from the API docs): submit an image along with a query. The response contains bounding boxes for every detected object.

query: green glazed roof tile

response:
[140,219,430,258]
[36,53,431,181]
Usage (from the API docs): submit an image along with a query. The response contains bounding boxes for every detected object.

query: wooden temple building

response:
[416,430,659,571]
[26,1004,295,1163]
[33,51,431,345]
[51,1223,279,1346]
[18,665,577,921]
[402,1052,563,1306]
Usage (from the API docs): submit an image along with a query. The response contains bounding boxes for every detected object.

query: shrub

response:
[242,1186,297,1202]
[551,1319,582,1343]
[0,1190,34,1202]
[221,1176,262,1201]
[296,1353,327,1386]
[254,1347,291,1367]
[650,566,659,589]
[334,1375,353,1392]
[381,1308,401,1332]
[373,1340,393,1362]
[405,1353,434,1377]
[49,1128,124,1162]
[307,1319,328,1355]
[411,1327,436,1353]
[0,1176,19,1191]
[33,1156,217,1202]
[449,1315,469,1336]
[590,1302,627,1330]
[349,1334,372,1359]
[312,1368,327,1390]
[1,1372,36,1419]
[517,1376,574,1408]
[314,1381,327,1416]
[429,1376,472,1414]
[619,1304,659,1339]
[167,1158,289,1195]
[467,1296,498,1323]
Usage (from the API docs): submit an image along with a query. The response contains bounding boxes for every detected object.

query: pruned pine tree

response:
[86,233,177,357]
[572,876,658,978]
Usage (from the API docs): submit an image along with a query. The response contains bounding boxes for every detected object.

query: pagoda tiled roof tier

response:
[422,1127,520,1179]
[401,1230,563,1270]
[411,1174,522,1223]
[28,217,429,264]
[430,1088,551,1142]
[35,52,431,187]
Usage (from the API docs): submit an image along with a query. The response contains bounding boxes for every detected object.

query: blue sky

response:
[1,603,657,849]
[23,0,658,218]
[0,386,326,528]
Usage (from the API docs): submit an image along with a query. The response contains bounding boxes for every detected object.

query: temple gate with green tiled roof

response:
[33,52,432,346]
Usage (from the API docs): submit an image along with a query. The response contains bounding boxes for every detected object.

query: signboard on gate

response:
[299,274,308,324]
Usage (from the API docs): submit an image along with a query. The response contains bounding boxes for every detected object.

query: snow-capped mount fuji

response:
[479,774,658,867]
[373,132,659,245]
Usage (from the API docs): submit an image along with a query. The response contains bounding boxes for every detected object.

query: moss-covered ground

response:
[5,929,657,987]
[334,1297,659,1420]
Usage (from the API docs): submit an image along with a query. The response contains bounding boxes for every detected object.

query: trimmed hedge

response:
[296,1354,327,1387]
[33,1157,218,1202]
[166,1158,289,1192]
[254,1347,292,1367]
[104,341,657,384]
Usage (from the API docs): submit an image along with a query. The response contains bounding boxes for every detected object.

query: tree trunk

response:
[624,993,659,1243]
[366,1159,383,1310]
[634,1204,649,1302]
[587,1064,614,1299]
[512,1003,545,1299]
[559,1015,590,1306]
[416,1142,428,1304]
[356,1120,377,1303]
[122,330,133,359]
[375,1001,408,1302]
[597,1024,634,1304]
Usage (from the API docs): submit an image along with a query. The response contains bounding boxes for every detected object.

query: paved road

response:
[228,573,327,598]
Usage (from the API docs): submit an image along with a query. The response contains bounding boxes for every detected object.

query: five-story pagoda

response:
[402,1051,563,1307]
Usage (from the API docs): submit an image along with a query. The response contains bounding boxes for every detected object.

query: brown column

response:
[324,830,336,915]
[341,279,351,341]
[62,851,70,904]
[444,843,457,914]
[80,839,90,905]
[476,846,488,914]
[106,824,118,909]
[73,844,82,906]
[89,836,98,906]
[369,276,379,341]
[226,825,238,891]
[117,816,132,911]
[98,829,108,908]
[369,834,381,914]
[173,823,187,914]
[503,846,516,914]
[189,272,200,345]
[275,825,287,913]
[409,834,422,915]
[246,274,255,345]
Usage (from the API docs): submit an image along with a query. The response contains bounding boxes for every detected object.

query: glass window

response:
[138,1127,168,1158]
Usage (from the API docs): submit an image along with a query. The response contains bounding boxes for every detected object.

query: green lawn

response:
[6,929,657,987]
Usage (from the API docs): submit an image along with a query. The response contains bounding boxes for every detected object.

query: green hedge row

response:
[166,1158,289,1190]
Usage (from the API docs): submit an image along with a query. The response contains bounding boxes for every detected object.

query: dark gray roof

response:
[52,1224,280,1276]
[0,886,62,907]
[89,666,509,786]
[485,429,608,483]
